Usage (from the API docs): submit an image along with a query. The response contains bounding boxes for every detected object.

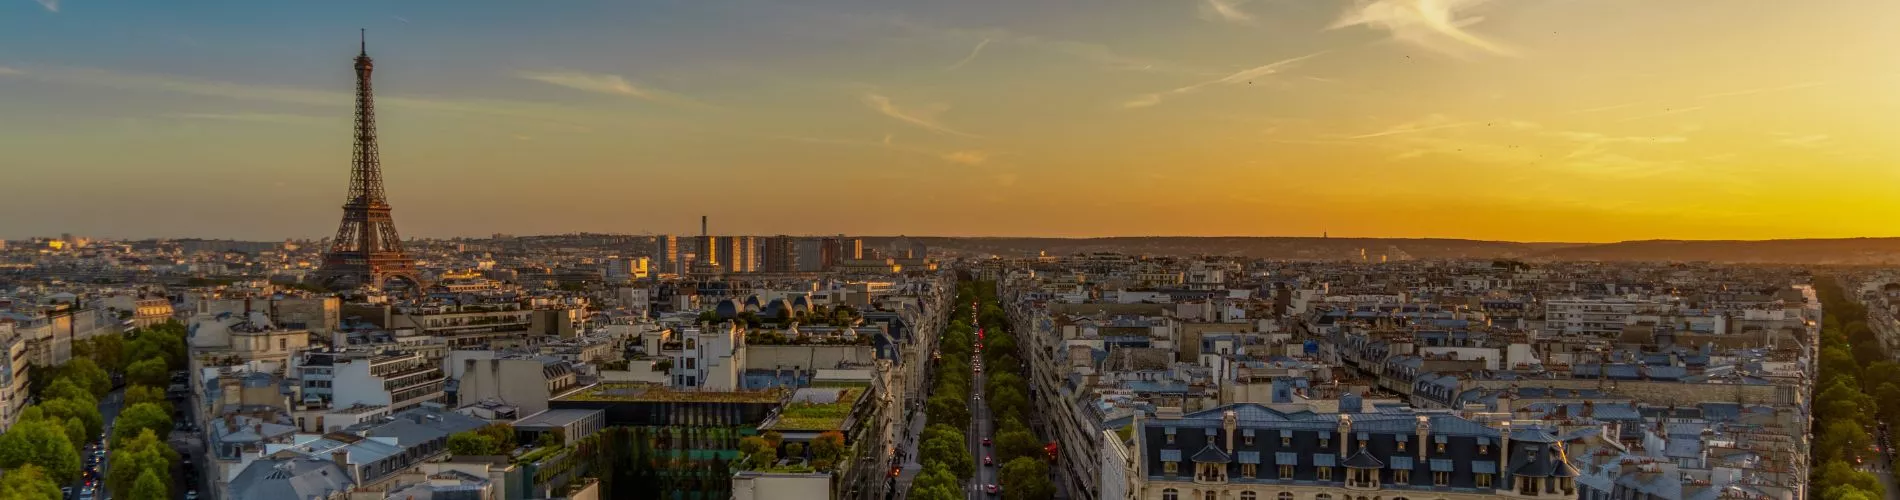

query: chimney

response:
[331,450,354,484]
[701,216,708,237]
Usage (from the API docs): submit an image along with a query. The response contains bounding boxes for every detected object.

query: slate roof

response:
[1192,444,1232,463]
[1343,450,1384,468]
[227,458,354,500]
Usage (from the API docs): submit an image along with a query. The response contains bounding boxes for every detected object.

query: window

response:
[1282,436,1291,446]
[1316,494,1333,500]
[1279,493,1294,500]
[1168,434,1176,444]
[1245,434,1255,446]
[279,338,288,351]
[1358,439,1368,449]
[1242,464,1257,478]
[1476,473,1493,488]
[1436,442,1445,453]
[686,358,696,369]
[1479,444,1489,454]
[1242,493,1257,500]
[1397,439,1407,452]
[686,338,697,349]
[1280,465,1294,478]
[1434,471,1449,486]
[1163,489,1179,500]
[1320,437,1330,447]
[1205,493,1217,500]
[1395,469,1409,483]
[1317,467,1332,481]
[1164,462,1178,475]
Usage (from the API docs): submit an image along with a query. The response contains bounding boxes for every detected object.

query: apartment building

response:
[297,350,447,413]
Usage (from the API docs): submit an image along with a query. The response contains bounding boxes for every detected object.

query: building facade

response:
[1131,403,1579,500]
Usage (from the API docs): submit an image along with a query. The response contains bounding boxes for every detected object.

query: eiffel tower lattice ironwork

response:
[317,30,419,290]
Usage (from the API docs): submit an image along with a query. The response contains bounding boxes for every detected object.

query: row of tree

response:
[909,280,1057,500]
[1809,277,1889,500]
[0,322,189,500]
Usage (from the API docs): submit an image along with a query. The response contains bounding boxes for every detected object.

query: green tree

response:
[124,385,167,407]
[0,464,62,500]
[75,334,127,374]
[926,393,971,430]
[63,417,88,451]
[64,358,112,398]
[998,457,1056,500]
[44,379,94,407]
[1817,460,1885,498]
[0,417,82,483]
[448,432,501,456]
[39,398,103,440]
[918,430,973,480]
[473,424,518,451]
[129,469,169,500]
[125,358,169,389]
[106,428,180,496]
[810,430,846,470]
[994,429,1042,465]
[110,403,173,450]
[761,431,784,450]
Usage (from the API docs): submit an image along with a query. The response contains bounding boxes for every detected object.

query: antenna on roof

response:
[359,28,367,56]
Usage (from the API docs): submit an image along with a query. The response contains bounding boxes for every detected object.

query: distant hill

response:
[1525,238,1900,265]
[863,237,1578,261]
[862,236,1900,265]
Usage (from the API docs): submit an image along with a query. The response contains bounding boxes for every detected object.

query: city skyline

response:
[4,0,1899,242]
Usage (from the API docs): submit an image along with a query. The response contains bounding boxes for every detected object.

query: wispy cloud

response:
[945,38,991,72]
[1774,133,1830,148]
[33,0,58,13]
[0,66,22,76]
[878,16,1210,75]
[1330,0,1517,57]
[6,65,648,131]
[942,150,989,165]
[1124,51,1326,108]
[1199,0,1254,24]
[778,134,991,166]
[861,93,980,138]
[519,72,663,100]
[1616,106,1704,123]
[1563,102,1638,115]
[1700,81,1829,99]
[169,112,332,125]
[1345,114,1475,139]
[392,15,411,24]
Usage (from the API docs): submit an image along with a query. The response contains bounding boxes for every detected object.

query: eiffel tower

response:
[316,31,419,290]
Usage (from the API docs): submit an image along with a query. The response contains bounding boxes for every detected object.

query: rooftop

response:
[555,382,785,404]
[766,385,868,431]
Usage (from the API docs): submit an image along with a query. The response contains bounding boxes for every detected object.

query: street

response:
[966,307,999,500]
[71,388,125,500]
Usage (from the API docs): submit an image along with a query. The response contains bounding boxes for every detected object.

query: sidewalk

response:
[892,409,930,498]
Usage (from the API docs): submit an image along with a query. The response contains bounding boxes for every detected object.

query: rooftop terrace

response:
[554,382,785,404]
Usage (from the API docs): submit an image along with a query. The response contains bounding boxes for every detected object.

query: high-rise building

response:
[819,238,843,271]
[653,235,679,275]
[845,237,863,260]
[761,236,796,273]
[794,239,823,272]
[316,32,420,290]
[716,236,756,273]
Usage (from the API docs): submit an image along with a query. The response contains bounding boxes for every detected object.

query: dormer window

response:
[1436,442,1446,453]
[1397,440,1407,452]
[1479,444,1489,454]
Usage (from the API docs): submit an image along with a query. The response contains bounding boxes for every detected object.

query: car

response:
[982,437,991,446]
[186,490,199,500]
[985,484,1000,495]
[974,393,981,400]
[983,455,993,466]
[60,487,71,500]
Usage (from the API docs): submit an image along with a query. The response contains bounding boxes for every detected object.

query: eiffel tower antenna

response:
[316,30,420,291]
